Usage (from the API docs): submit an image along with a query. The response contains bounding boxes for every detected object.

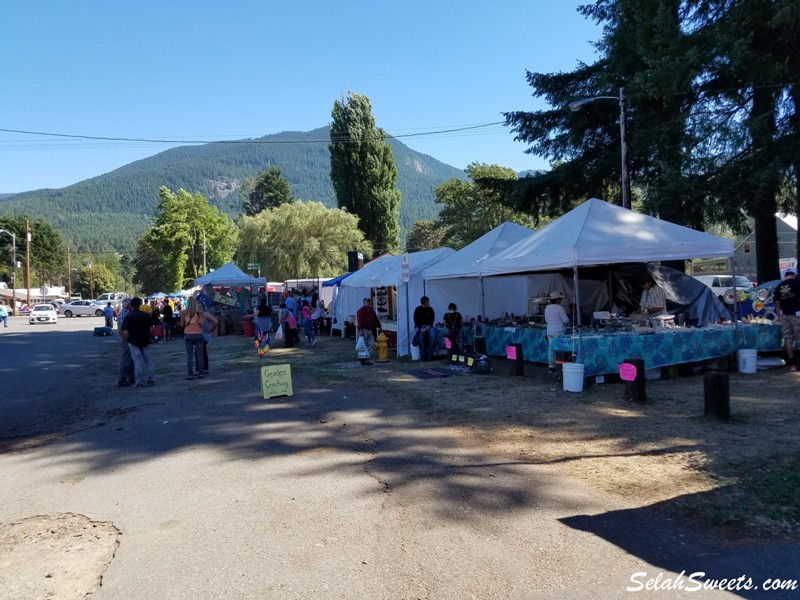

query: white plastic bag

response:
[275,325,284,341]
[355,336,369,359]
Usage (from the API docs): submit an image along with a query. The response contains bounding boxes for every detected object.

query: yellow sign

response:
[214,293,237,307]
[261,364,293,399]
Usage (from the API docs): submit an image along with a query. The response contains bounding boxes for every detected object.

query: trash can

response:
[242,314,255,337]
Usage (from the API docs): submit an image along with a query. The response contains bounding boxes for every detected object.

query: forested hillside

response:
[0,127,466,253]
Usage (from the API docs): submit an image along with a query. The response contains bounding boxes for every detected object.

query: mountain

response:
[0,127,467,253]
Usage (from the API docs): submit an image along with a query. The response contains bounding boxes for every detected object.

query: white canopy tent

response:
[193,262,267,288]
[478,198,735,321]
[340,248,455,356]
[422,221,535,321]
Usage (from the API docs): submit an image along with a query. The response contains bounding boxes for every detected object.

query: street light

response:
[82,258,94,300]
[569,86,631,210]
[0,228,17,312]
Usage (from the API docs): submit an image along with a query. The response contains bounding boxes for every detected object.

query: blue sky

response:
[1,1,601,194]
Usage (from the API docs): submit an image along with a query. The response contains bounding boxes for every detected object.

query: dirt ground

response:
[288,335,800,542]
[2,331,798,598]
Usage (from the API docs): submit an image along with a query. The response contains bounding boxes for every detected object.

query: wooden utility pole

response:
[67,248,72,298]
[25,219,31,308]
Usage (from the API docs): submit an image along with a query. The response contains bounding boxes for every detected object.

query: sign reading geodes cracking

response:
[261,364,293,399]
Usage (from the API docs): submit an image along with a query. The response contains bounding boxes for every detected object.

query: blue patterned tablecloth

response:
[444,324,786,377]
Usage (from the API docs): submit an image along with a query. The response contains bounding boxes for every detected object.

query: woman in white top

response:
[544,291,570,373]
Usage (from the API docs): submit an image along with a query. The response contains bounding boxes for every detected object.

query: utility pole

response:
[202,229,207,275]
[67,248,72,298]
[25,219,31,308]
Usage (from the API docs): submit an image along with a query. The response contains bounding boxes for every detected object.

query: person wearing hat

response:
[356,297,381,365]
[544,291,570,374]
[774,270,800,372]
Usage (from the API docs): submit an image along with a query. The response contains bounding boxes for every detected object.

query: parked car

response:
[29,303,58,324]
[693,274,754,304]
[59,299,104,317]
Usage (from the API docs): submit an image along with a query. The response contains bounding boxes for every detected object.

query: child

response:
[283,309,299,348]
[301,300,316,347]
[254,304,272,339]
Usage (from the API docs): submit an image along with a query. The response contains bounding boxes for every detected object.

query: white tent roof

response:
[422,221,535,281]
[194,262,266,287]
[341,248,455,289]
[480,198,734,275]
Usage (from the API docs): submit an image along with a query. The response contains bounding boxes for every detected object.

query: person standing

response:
[774,270,800,372]
[162,298,173,341]
[0,302,8,328]
[120,297,155,389]
[640,277,667,316]
[413,296,436,360]
[442,303,463,355]
[301,299,316,347]
[544,291,570,374]
[180,296,208,380]
[116,298,136,387]
[356,297,381,365]
[195,303,219,375]
[103,302,115,328]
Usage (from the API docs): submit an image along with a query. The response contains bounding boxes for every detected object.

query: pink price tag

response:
[618,363,637,381]
[506,346,517,360]
[444,337,451,349]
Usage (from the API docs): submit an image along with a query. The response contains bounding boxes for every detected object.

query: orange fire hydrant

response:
[376,331,389,362]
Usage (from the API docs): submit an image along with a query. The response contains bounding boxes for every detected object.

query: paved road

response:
[0,325,795,599]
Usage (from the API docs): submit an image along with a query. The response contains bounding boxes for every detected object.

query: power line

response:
[0,122,506,149]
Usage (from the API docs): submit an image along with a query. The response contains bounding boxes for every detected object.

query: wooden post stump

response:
[703,371,730,421]
[623,358,647,403]
[508,343,524,376]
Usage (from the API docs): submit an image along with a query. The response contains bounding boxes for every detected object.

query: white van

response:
[96,292,127,308]
[693,275,753,304]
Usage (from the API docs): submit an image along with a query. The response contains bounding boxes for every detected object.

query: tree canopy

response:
[434,163,536,249]
[405,220,446,252]
[329,92,402,254]
[236,201,372,283]
[504,0,800,281]
[0,214,66,289]
[240,165,295,216]
[138,187,238,291]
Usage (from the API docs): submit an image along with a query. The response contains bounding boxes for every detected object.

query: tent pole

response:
[480,277,486,319]
[573,252,581,326]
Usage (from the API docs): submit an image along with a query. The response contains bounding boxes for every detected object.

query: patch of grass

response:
[672,453,800,540]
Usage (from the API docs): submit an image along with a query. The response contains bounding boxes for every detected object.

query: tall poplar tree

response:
[329,92,401,254]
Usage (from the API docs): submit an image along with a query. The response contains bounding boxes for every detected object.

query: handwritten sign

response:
[618,363,638,382]
[261,364,293,399]
[505,346,517,360]
[444,337,451,349]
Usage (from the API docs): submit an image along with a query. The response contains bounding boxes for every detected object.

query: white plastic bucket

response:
[738,349,757,374]
[410,345,421,361]
[562,363,585,392]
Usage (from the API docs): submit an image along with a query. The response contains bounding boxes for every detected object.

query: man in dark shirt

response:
[121,297,156,388]
[413,296,437,360]
[356,297,381,365]
[774,270,800,371]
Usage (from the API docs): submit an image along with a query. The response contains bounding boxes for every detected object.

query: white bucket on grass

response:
[738,349,757,374]
[562,363,585,392]
[410,345,421,361]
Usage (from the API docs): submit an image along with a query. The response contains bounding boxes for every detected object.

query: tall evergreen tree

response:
[241,165,295,216]
[329,92,402,254]
[504,0,800,282]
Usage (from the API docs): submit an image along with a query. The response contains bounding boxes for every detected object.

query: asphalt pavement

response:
[0,318,797,599]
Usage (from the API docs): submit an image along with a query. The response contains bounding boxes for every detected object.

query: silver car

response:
[59,300,104,318]
[29,303,58,324]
